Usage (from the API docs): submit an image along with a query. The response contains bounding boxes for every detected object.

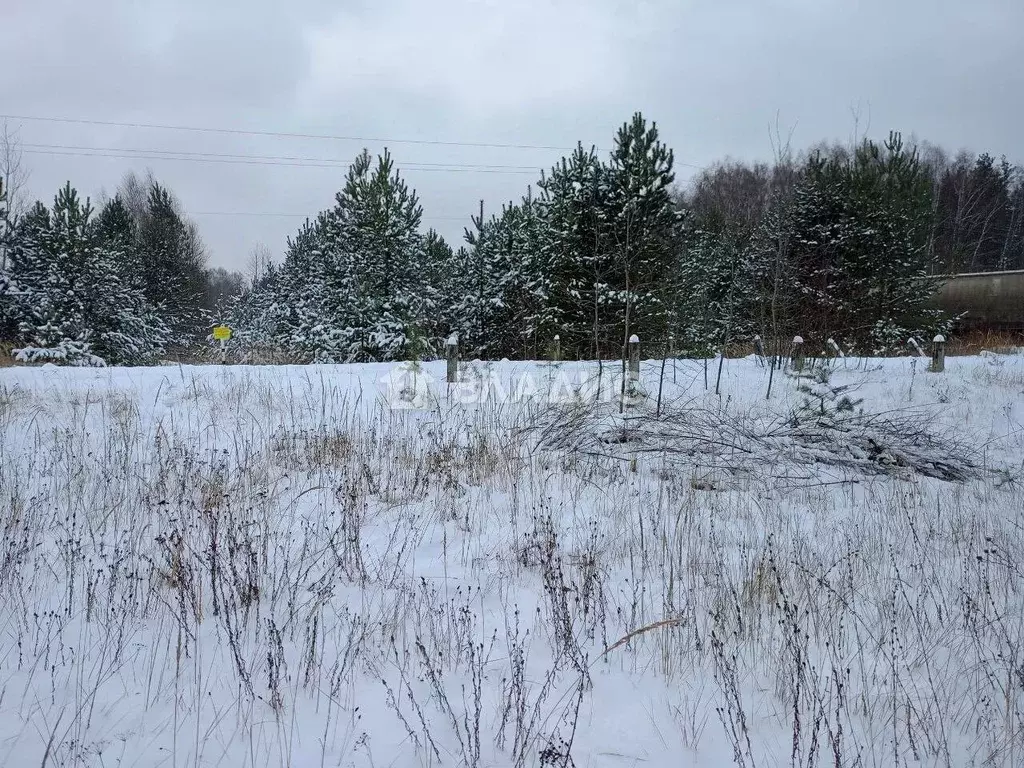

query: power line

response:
[22,143,544,170]
[20,147,540,174]
[3,113,707,169]
[192,211,469,221]
[192,211,321,218]
[23,145,705,181]
[2,113,574,152]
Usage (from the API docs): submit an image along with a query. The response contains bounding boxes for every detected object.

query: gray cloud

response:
[5,0,1023,269]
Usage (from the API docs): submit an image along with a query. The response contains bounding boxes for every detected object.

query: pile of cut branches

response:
[530,391,983,484]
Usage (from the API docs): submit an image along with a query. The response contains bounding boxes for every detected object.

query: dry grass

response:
[0,353,1022,765]
[946,328,1024,356]
[0,329,1019,370]
[719,329,1023,359]
[0,342,16,367]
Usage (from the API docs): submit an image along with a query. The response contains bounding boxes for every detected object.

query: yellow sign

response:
[212,325,232,341]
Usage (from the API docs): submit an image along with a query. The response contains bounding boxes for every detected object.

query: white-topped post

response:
[669,333,677,383]
[445,333,459,383]
[930,334,946,373]
[753,334,766,358]
[791,335,805,372]
[628,334,640,381]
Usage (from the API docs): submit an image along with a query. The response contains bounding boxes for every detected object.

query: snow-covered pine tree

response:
[254,149,430,363]
[452,201,525,359]
[500,192,544,357]
[533,145,609,357]
[422,228,459,343]
[848,134,944,350]
[487,199,542,358]
[786,153,846,342]
[8,189,100,364]
[340,149,428,361]
[454,200,501,358]
[275,211,354,362]
[90,196,170,363]
[787,361,863,430]
[4,185,152,366]
[787,133,941,350]
[445,195,544,359]
[435,242,474,345]
[136,182,209,344]
[227,261,284,361]
[604,113,682,351]
[677,229,739,354]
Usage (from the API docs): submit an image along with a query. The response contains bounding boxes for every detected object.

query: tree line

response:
[2,115,1023,365]
[0,171,243,364]
[232,115,1024,363]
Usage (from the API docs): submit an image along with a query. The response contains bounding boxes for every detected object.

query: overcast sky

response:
[4,0,1023,270]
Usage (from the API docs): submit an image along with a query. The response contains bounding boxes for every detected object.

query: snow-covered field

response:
[1,354,1023,767]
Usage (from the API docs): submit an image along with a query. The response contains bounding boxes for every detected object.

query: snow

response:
[1,353,1022,767]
